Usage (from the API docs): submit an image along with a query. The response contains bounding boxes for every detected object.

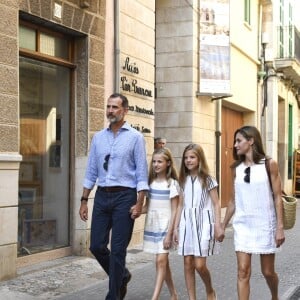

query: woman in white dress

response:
[222,126,285,300]
[143,147,179,300]
[173,144,224,300]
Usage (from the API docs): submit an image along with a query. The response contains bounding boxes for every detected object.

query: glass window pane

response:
[40,33,69,60]
[19,25,36,51]
[19,57,70,255]
[244,0,250,24]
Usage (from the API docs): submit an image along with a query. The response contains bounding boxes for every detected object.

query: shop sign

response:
[131,124,151,133]
[128,105,154,116]
[121,57,153,98]
[121,57,153,133]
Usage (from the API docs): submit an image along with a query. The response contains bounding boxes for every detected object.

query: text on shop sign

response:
[121,57,153,98]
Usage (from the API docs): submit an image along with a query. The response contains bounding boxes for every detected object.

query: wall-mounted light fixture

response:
[258,32,269,81]
[211,94,233,101]
[297,89,300,108]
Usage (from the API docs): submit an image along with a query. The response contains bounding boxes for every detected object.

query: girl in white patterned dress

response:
[143,147,179,300]
[173,144,224,300]
[222,126,285,300]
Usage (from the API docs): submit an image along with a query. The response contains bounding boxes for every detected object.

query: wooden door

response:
[221,107,243,207]
[20,118,46,156]
[19,118,46,219]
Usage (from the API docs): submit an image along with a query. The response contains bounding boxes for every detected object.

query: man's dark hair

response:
[110,93,129,108]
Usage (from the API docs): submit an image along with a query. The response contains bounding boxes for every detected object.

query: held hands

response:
[173,229,179,246]
[141,204,148,214]
[130,202,143,219]
[130,192,146,219]
[214,223,225,242]
[163,235,172,250]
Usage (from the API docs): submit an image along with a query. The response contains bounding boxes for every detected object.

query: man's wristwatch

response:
[80,196,88,202]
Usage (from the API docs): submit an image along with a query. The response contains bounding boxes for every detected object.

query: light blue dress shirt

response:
[83,122,149,192]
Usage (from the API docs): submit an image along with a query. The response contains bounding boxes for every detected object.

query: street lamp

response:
[259,33,270,116]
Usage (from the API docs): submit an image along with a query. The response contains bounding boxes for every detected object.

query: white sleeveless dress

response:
[233,161,280,254]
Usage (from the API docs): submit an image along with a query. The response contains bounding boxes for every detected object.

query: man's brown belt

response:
[98,186,130,192]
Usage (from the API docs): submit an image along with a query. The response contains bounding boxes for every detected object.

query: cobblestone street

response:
[0,206,299,300]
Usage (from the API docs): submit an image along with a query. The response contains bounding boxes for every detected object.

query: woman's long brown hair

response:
[231,125,266,169]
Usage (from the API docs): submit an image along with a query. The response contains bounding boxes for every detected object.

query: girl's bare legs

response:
[260,254,279,300]
[194,257,216,300]
[151,253,167,300]
[236,251,252,300]
[152,253,176,300]
[165,259,178,300]
[184,256,196,300]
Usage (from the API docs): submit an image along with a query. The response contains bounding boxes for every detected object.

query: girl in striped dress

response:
[143,147,179,300]
[173,144,224,300]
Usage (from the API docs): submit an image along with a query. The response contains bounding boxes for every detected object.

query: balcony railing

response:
[277,25,300,63]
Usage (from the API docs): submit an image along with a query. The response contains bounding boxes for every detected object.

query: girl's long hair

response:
[231,125,266,168]
[148,147,178,186]
[179,144,210,189]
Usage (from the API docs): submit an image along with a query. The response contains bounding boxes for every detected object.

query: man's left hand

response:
[130,203,142,219]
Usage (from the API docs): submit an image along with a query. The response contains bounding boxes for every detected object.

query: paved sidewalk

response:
[0,206,299,300]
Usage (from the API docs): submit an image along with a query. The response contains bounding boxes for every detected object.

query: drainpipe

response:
[114,0,120,92]
[215,100,222,194]
[212,95,232,195]
[197,0,200,94]
[196,0,221,186]
[258,2,267,144]
[257,3,263,131]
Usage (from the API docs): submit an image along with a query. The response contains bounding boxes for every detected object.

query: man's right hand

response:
[79,201,88,221]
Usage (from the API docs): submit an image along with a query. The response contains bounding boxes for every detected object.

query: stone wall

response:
[155,0,218,169]
[0,0,106,279]
[0,0,20,281]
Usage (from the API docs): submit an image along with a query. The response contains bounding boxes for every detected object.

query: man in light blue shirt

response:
[79,93,148,300]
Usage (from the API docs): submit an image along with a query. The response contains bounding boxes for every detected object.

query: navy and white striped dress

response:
[143,179,179,254]
[178,175,219,257]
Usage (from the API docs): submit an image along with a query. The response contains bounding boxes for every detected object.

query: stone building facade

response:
[0,0,108,280]
[154,0,299,207]
[0,0,156,281]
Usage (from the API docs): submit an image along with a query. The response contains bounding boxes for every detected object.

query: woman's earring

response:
[252,144,257,154]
